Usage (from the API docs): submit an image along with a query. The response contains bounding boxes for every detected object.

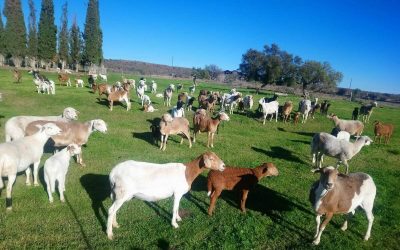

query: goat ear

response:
[201,153,211,168]
[262,167,268,174]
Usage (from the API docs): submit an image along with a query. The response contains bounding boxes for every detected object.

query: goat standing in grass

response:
[106,151,225,239]
[193,109,230,148]
[309,167,376,245]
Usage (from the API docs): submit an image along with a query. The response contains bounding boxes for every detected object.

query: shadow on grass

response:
[290,139,310,145]
[252,146,307,164]
[80,174,110,232]
[132,131,156,146]
[157,239,172,250]
[292,131,315,137]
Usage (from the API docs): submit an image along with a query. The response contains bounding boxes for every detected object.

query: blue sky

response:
[7,0,400,94]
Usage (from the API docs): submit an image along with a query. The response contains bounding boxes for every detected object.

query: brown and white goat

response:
[108,83,131,111]
[58,73,71,86]
[94,83,113,97]
[309,167,376,245]
[373,121,394,144]
[159,113,192,151]
[207,162,278,215]
[193,109,230,148]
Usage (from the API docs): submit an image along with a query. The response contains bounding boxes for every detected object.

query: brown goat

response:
[13,69,22,83]
[108,84,131,111]
[374,121,394,144]
[58,73,71,86]
[207,163,279,215]
[193,109,229,148]
[293,112,300,125]
[282,101,293,122]
[94,83,113,97]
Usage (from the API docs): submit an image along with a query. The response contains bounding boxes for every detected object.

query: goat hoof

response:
[80,163,86,167]
[172,222,179,228]
[312,239,320,245]
[34,183,40,187]
[364,235,370,241]
[60,199,65,203]
[107,234,114,240]
[26,182,32,186]
[6,207,12,211]
[113,223,120,228]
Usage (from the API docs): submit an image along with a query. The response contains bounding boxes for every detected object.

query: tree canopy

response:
[69,16,82,70]
[38,0,57,61]
[239,43,343,91]
[0,11,5,55]
[27,0,38,58]
[58,1,68,64]
[3,0,27,57]
[84,0,103,65]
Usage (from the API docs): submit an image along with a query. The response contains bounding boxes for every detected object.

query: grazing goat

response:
[299,99,312,123]
[311,132,372,173]
[293,112,300,125]
[58,73,71,86]
[0,123,62,209]
[352,107,359,120]
[44,144,81,202]
[25,119,107,167]
[261,100,279,124]
[159,113,192,151]
[108,83,131,111]
[282,101,293,122]
[193,109,230,148]
[328,114,364,136]
[207,162,278,215]
[5,107,78,142]
[106,151,225,239]
[309,167,376,245]
[373,121,394,144]
[164,87,173,107]
[360,102,378,123]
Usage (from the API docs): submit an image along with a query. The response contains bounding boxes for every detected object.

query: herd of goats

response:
[0,69,396,245]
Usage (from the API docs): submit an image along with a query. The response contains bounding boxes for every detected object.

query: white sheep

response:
[311,132,373,174]
[44,144,81,203]
[106,152,225,239]
[0,123,62,209]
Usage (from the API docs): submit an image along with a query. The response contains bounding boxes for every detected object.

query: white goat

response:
[261,100,279,124]
[171,106,185,118]
[309,167,376,245]
[5,107,79,142]
[311,132,373,173]
[75,79,84,88]
[299,99,312,123]
[141,94,151,107]
[106,152,225,239]
[0,123,62,209]
[44,144,81,203]
[151,80,157,93]
[99,74,108,82]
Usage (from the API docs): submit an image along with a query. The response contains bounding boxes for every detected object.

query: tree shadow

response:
[252,146,307,164]
[80,174,111,231]
[291,131,315,137]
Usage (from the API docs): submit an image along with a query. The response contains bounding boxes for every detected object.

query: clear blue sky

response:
[10,0,400,94]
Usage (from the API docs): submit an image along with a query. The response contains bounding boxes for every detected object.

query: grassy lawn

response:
[0,68,399,249]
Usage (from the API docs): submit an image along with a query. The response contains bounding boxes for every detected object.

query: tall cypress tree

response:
[58,1,68,69]
[69,16,82,71]
[38,0,57,62]
[0,13,5,65]
[84,0,103,65]
[3,0,27,62]
[27,0,38,61]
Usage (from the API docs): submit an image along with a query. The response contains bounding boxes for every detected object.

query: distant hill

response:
[104,59,193,78]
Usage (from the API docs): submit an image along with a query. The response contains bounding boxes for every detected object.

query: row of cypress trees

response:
[0,0,102,70]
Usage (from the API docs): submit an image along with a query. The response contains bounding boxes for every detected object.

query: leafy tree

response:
[239,49,265,81]
[0,11,5,54]
[83,0,103,65]
[58,1,68,69]
[27,0,38,63]
[3,0,27,66]
[38,0,57,63]
[69,16,82,71]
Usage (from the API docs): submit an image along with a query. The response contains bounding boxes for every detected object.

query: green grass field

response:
[0,68,399,249]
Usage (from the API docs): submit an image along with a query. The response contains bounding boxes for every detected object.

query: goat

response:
[13,69,22,83]
[207,162,278,215]
[320,101,331,115]
[58,73,71,86]
[360,102,378,123]
[309,166,376,245]
[106,151,225,239]
[75,79,84,88]
[144,104,157,113]
[311,132,372,174]
[164,87,173,107]
[141,94,151,107]
[261,100,279,124]
[159,113,192,151]
[193,109,230,148]
[5,107,78,142]
[373,121,394,144]
[299,99,312,123]
[189,85,196,94]
[0,123,62,209]
[186,96,195,111]
[150,80,157,93]
[94,83,113,98]
[171,100,185,118]
[44,144,81,202]
[330,128,351,142]
[328,114,364,136]
[293,112,300,125]
[282,101,293,122]
[25,119,107,167]
[108,83,131,111]
[99,74,108,82]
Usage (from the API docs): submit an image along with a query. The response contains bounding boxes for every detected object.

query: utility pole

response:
[349,78,353,101]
